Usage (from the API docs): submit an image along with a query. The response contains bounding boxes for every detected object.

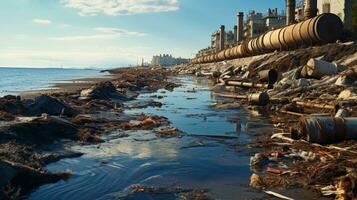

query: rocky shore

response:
[0,67,179,199]
[174,42,357,199]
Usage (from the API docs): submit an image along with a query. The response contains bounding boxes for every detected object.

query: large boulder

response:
[80,81,129,101]
[25,95,78,117]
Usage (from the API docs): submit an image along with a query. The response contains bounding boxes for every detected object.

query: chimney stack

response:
[219,25,225,51]
[286,0,296,25]
[233,25,238,43]
[237,12,244,42]
[304,0,317,20]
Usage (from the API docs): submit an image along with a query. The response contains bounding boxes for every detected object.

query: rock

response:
[0,159,69,198]
[80,81,130,101]
[0,96,26,115]
[338,89,357,100]
[26,95,78,117]
[0,111,15,121]
[0,116,79,145]
[297,78,310,87]
[250,153,269,168]
[335,75,356,86]
[249,173,262,188]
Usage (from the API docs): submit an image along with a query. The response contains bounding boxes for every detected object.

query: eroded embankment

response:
[174,42,357,199]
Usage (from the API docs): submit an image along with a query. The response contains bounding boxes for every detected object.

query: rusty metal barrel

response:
[270,29,284,49]
[299,116,357,144]
[263,31,274,50]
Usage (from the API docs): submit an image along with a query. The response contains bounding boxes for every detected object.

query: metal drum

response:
[278,27,288,49]
[283,23,297,47]
[236,45,243,58]
[292,21,304,46]
[217,51,225,61]
[228,47,235,59]
[258,34,267,52]
[314,13,343,43]
[213,54,218,62]
[263,31,274,50]
[300,18,314,43]
[270,29,283,49]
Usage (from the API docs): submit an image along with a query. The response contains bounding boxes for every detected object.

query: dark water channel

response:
[27,76,285,200]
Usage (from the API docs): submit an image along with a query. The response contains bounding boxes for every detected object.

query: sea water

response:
[0,67,104,97]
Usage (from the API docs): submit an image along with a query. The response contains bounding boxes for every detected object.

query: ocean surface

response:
[0,67,105,97]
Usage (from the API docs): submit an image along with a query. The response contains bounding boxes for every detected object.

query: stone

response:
[80,81,130,101]
[338,89,357,100]
[26,95,78,117]
[0,116,79,145]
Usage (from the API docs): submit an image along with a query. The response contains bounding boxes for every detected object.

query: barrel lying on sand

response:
[191,13,343,64]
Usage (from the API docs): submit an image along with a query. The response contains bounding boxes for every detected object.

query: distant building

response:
[295,0,353,31]
[244,9,285,39]
[211,30,235,50]
[244,11,266,39]
[151,54,188,66]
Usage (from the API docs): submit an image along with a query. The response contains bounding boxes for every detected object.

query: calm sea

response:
[0,67,105,97]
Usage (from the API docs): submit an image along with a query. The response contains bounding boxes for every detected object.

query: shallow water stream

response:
[27,76,293,200]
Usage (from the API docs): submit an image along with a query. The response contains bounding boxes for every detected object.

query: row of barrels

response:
[190,13,343,64]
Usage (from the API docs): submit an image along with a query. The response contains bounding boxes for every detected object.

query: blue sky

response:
[0,0,285,68]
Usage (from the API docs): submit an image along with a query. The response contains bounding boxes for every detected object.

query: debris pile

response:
[175,42,357,199]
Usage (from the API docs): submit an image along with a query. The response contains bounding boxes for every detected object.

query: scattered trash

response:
[295,101,338,112]
[223,79,273,89]
[213,92,270,106]
[264,190,294,200]
[302,59,338,79]
[258,69,279,84]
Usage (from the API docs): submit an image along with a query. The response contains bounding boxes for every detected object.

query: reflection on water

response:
[72,131,179,159]
[28,76,272,200]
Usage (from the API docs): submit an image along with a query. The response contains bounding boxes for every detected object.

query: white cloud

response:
[32,18,52,25]
[49,27,146,41]
[61,0,180,16]
[95,27,146,36]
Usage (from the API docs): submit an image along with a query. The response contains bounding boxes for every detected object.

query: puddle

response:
[28,76,276,200]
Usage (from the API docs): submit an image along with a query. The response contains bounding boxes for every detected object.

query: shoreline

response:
[0,67,179,199]
[20,75,116,99]
[0,42,356,199]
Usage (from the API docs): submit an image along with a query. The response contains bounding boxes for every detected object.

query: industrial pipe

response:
[213,92,270,106]
[224,80,273,89]
[191,13,343,64]
[258,69,279,84]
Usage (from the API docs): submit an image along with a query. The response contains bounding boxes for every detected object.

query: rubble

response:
[80,81,130,101]
[213,92,270,106]
[174,42,357,199]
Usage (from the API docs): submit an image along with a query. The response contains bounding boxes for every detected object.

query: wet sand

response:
[20,75,116,99]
